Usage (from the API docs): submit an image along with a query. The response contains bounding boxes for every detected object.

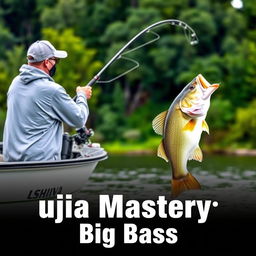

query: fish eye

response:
[189,81,197,90]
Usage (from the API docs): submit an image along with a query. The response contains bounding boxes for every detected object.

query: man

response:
[3,40,92,162]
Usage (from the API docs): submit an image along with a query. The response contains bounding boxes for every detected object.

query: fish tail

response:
[171,173,201,198]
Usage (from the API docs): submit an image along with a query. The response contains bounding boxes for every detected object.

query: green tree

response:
[0,45,25,108]
[227,100,256,148]
[0,45,25,140]
[96,83,126,141]
[42,28,104,129]
[179,8,217,54]
[40,0,86,31]
[42,28,102,98]
[40,0,130,51]
[140,0,189,18]
[0,0,41,45]
[0,0,256,148]
[0,22,15,58]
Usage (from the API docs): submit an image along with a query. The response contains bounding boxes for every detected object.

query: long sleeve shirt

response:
[3,64,89,161]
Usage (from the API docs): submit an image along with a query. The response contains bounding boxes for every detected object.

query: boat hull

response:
[0,145,107,203]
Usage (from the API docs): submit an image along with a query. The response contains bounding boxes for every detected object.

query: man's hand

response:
[76,86,92,99]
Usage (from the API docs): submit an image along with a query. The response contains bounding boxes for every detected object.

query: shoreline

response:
[103,147,256,156]
[210,148,256,156]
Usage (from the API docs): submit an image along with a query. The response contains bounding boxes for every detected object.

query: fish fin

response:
[202,120,209,134]
[182,119,196,131]
[152,111,168,135]
[157,140,168,162]
[189,146,203,162]
[171,173,201,198]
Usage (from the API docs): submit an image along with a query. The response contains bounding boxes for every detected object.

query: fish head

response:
[179,74,219,118]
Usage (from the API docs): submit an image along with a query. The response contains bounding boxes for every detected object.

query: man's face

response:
[44,58,59,77]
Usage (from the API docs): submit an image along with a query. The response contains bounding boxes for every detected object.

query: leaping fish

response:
[152,74,219,197]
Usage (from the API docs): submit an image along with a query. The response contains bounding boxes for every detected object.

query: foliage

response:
[96,83,126,141]
[0,110,6,141]
[0,0,256,150]
[40,0,86,31]
[0,45,25,108]
[227,100,256,148]
[0,23,15,59]
[42,28,102,95]
[206,98,234,130]
[0,0,41,45]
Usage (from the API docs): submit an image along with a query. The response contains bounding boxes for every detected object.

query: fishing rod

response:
[86,19,199,86]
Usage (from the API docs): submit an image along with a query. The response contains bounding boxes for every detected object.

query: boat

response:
[0,128,107,204]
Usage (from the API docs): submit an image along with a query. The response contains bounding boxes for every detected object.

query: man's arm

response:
[51,85,92,128]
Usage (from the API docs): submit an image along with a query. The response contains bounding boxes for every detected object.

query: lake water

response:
[78,154,256,215]
[1,154,253,252]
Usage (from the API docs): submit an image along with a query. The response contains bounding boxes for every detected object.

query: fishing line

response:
[87,19,199,86]
[122,30,160,56]
[97,30,159,84]
[97,56,140,84]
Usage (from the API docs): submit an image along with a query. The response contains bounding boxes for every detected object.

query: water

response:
[78,154,256,215]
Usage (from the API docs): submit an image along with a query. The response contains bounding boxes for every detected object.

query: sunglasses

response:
[48,58,60,64]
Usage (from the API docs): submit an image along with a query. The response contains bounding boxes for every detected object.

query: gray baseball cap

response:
[27,40,68,63]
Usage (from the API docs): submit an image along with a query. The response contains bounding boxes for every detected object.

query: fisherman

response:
[3,40,92,162]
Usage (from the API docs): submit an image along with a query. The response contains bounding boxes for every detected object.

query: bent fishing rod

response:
[86,19,199,86]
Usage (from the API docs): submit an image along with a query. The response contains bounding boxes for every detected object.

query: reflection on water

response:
[78,154,256,214]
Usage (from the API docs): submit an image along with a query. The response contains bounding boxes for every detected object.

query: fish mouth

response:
[197,74,220,90]
[210,83,220,88]
[187,110,205,118]
[202,83,219,100]
[197,74,210,89]
[197,74,219,100]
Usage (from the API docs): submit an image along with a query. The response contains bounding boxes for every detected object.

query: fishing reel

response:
[73,127,94,145]
[61,127,95,159]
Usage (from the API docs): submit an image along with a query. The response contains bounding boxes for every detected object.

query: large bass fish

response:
[152,74,219,197]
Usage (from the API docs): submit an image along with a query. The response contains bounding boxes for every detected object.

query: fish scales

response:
[153,74,219,197]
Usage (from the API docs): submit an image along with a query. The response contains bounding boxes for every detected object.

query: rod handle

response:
[87,75,100,87]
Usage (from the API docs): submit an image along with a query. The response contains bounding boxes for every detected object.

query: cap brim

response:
[54,50,68,59]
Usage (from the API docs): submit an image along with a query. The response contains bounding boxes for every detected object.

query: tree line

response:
[0,0,256,150]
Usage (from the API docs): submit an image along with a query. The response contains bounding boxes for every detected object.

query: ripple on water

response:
[77,155,256,214]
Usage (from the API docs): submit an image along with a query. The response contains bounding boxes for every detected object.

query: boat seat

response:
[0,154,3,162]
